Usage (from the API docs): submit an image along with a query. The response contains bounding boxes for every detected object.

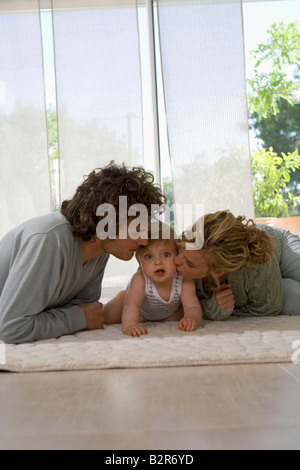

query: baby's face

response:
[138,241,178,284]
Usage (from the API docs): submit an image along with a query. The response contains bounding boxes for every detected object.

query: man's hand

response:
[215,284,235,311]
[80,302,105,330]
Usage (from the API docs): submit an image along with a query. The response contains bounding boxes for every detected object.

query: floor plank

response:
[0,364,299,450]
[279,364,300,382]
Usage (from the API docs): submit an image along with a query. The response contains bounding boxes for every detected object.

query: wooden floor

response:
[0,363,300,450]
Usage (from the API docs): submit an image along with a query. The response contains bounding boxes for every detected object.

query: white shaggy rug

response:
[1,316,300,373]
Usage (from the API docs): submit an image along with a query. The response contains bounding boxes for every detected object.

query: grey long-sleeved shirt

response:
[0,212,109,343]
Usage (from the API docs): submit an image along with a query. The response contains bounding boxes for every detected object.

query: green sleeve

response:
[197,257,282,321]
[195,279,233,321]
[200,295,233,321]
[230,259,282,317]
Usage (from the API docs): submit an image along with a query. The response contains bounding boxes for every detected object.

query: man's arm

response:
[70,263,109,330]
[179,278,203,332]
[0,232,102,344]
[122,271,147,337]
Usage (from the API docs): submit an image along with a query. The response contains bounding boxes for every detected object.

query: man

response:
[0,162,165,344]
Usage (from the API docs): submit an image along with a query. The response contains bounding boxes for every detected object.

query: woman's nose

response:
[175,252,183,266]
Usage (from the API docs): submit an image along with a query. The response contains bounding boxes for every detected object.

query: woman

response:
[175,210,300,320]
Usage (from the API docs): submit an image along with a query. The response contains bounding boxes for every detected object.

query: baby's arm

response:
[122,271,148,337]
[179,278,203,332]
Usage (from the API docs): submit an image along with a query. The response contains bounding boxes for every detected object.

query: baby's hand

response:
[178,317,198,332]
[123,324,148,337]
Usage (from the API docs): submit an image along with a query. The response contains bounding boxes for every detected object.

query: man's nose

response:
[137,237,148,247]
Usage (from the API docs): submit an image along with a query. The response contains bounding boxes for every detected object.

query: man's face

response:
[102,229,148,261]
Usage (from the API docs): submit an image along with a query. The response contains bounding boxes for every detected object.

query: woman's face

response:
[175,248,211,279]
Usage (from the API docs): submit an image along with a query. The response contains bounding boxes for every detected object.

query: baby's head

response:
[136,222,178,283]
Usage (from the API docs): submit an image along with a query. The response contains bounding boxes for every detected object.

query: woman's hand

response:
[215,284,235,311]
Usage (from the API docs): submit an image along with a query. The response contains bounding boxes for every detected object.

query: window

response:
[40,1,166,207]
[1,0,299,298]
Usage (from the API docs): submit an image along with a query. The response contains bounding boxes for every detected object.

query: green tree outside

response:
[248,21,300,120]
[248,21,300,217]
[252,147,300,217]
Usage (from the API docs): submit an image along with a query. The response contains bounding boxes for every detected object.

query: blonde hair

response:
[184,210,274,275]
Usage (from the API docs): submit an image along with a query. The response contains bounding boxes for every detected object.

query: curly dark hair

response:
[61,161,166,241]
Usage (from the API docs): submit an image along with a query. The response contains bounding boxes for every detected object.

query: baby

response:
[104,223,203,337]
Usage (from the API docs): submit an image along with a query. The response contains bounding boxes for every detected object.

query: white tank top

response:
[139,273,183,321]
